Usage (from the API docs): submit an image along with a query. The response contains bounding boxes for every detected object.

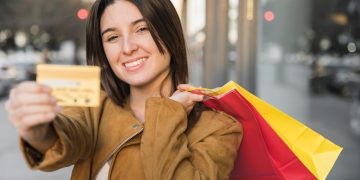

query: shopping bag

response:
[189,81,342,180]
[192,88,316,179]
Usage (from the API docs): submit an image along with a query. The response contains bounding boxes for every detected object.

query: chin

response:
[124,78,152,88]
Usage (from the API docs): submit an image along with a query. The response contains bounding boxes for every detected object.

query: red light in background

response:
[77,9,89,20]
[264,11,275,22]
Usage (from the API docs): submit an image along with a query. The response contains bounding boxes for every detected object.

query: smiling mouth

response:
[124,58,147,68]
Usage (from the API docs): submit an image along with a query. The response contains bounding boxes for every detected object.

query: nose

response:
[121,35,138,55]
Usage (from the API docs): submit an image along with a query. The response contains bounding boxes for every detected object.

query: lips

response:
[122,57,148,71]
[124,58,146,68]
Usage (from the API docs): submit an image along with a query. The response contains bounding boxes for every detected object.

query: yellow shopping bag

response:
[189,81,342,180]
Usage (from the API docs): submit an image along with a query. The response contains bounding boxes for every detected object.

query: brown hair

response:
[86,0,206,130]
[86,0,188,106]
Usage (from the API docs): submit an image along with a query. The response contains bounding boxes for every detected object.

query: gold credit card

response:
[36,64,101,107]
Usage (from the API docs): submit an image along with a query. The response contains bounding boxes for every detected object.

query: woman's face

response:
[100,0,171,89]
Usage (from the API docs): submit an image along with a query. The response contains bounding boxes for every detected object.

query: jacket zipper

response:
[94,128,144,180]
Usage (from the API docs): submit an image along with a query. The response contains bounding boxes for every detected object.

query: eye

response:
[137,26,149,33]
[107,35,118,42]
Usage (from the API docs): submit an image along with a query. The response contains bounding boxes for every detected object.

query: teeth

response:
[124,58,146,68]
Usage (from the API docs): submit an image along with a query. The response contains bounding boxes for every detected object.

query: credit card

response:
[36,64,101,107]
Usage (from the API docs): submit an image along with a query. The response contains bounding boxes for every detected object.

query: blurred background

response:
[0,0,359,179]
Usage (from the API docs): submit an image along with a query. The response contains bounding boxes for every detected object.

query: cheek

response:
[160,49,171,67]
[103,44,119,64]
[161,54,171,67]
[145,41,170,64]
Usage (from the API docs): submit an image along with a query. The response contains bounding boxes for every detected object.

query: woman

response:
[5,0,243,179]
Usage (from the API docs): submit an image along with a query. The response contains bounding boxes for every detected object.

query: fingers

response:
[7,82,55,109]
[13,104,61,118]
[7,102,58,137]
[15,81,51,94]
[177,84,205,100]
[7,102,59,130]
[189,93,205,102]
[175,84,205,102]
[183,92,203,112]
[177,84,194,91]
[10,93,57,108]
[4,81,58,143]
[17,112,56,131]
[6,81,57,127]
[172,90,204,102]
[169,89,205,114]
[6,82,58,118]
[13,113,55,142]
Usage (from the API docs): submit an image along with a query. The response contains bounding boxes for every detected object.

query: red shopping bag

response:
[201,89,316,180]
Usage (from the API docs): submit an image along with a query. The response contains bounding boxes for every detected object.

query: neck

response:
[128,75,173,122]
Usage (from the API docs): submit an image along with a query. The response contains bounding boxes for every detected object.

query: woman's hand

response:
[169,84,204,113]
[5,81,60,153]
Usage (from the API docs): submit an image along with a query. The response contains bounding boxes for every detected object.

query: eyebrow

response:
[101,18,146,37]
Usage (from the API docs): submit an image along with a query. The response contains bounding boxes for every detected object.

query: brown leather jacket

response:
[20,92,243,180]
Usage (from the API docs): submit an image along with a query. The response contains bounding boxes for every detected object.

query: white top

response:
[95,161,111,180]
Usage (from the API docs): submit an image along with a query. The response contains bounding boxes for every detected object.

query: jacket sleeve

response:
[19,95,106,172]
[141,97,243,180]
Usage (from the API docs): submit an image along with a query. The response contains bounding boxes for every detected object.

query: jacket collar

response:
[91,98,143,178]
